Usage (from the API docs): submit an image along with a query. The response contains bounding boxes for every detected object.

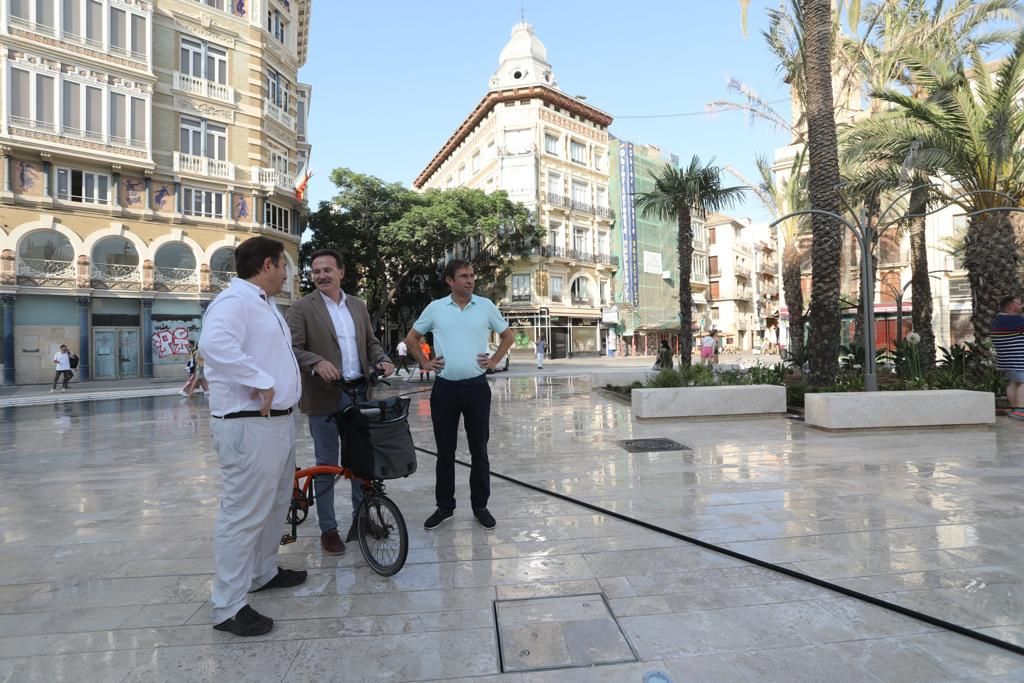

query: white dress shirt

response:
[53,351,71,371]
[200,277,301,415]
[320,291,362,380]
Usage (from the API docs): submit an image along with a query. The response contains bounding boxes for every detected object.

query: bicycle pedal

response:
[280,534,296,545]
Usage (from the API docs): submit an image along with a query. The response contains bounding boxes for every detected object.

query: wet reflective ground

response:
[0,378,1022,681]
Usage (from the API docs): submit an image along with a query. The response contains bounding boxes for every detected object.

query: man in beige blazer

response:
[286,248,394,554]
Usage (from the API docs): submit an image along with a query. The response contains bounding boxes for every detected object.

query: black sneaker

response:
[473,508,496,530]
[423,508,454,530]
[251,567,307,592]
[213,605,273,636]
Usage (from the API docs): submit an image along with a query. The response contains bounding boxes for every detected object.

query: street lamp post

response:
[770,184,1024,392]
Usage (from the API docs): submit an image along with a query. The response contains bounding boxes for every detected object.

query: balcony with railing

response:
[734,264,752,280]
[596,205,614,220]
[250,167,292,193]
[210,269,234,292]
[759,258,778,275]
[8,116,147,156]
[264,100,296,130]
[154,266,199,293]
[173,72,235,105]
[90,263,141,290]
[571,296,594,306]
[17,258,76,287]
[546,192,571,210]
[173,152,234,180]
[8,16,149,67]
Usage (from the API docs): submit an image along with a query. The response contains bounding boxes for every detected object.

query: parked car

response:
[486,342,510,373]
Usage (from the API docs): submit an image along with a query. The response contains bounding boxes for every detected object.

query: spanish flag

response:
[294,164,313,201]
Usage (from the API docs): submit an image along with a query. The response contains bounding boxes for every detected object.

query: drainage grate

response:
[494,593,637,673]
[617,438,689,453]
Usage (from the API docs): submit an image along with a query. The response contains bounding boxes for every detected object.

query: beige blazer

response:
[286,290,388,415]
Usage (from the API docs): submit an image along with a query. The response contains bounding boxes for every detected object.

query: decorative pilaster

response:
[2,294,15,385]
[142,299,154,378]
[111,165,122,209]
[40,154,52,198]
[0,146,12,199]
[75,297,91,381]
[142,171,154,219]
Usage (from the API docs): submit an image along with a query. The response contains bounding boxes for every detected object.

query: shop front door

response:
[92,328,141,379]
[551,328,568,359]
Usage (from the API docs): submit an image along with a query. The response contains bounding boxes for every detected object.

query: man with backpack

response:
[51,344,76,392]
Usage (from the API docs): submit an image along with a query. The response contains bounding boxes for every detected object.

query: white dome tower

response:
[488,22,558,91]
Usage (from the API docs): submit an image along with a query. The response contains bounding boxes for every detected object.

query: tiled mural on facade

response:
[14,160,42,197]
[121,176,145,209]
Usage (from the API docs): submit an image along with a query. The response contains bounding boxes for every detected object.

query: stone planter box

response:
[805,389,995,430]
[632,384,787,419]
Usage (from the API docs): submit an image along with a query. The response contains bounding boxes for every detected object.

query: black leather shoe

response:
[251,567,307,592]
[473,507,496,530]
[423,508,454,530]
[213,605,273,636]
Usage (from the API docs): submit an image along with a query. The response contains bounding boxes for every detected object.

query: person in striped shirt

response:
[991,295,1024,420]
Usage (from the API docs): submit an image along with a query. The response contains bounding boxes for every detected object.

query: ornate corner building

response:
[413,22,618,359]
[0,0,312,384]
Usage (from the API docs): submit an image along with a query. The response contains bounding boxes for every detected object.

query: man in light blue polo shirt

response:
[405,259,515,530]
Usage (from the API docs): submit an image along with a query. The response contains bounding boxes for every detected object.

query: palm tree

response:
[841,0,1021,367]
[799,0,847,384]
[634,157,746,367]
[842,33,1024,341]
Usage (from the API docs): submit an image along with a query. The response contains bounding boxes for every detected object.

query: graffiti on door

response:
[152,326,192,358]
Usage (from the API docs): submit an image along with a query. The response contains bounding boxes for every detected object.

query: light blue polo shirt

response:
[413,294,509,381]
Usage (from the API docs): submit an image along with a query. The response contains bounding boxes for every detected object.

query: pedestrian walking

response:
[991,295,1024,420]
[406,259,514,531]
[535,336,546,369]
[657,339,674,371]
[700,330,718,366]
[51,344,74,392]
[180,341,198,396]
[418,339,432,381]
[286,248,394,552]
[198,236,306,637]
[396,338,410,375]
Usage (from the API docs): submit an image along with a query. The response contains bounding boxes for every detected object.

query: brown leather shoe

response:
[321,528,345,555]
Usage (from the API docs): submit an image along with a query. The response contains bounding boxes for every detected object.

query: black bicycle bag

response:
[333,396,417,480]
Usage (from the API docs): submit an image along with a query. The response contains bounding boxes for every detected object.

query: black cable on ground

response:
[413,444,1024,658]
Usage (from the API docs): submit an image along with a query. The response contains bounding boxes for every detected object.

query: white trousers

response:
[536,352,544,368]
[209,413,295,623]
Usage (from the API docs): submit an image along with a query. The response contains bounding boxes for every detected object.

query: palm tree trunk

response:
[677,209,696,367]
[802,0,844,386]
[782,244,805,363]
[966,213,1021,342]
[907,185,935,369]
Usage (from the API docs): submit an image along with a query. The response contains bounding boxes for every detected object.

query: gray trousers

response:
[209,413,295,623]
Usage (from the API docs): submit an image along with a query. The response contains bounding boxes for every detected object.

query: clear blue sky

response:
[301,1,793,222]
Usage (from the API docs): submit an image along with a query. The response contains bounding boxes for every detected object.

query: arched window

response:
[570,276,592,304]
[155,243,196,271]
[209,247,235,290]
[93,237,139,266]
[18,230,73,262]
[154,242,198,291]
[91,236,140,287]
[17,229,75,286]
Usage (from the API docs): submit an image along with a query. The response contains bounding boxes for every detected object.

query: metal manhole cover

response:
[617,438,689,453]
[494,593,637,673]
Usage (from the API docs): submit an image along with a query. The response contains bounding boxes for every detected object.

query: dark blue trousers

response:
[430,374,491,511]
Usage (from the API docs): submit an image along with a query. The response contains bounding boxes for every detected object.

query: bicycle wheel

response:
[357,494,408,576]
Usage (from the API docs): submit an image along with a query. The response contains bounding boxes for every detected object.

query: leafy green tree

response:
[304,168,543,332]
[634,157,746,367]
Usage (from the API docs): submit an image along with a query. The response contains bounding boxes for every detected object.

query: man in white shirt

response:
[198,236,305,637]
[286,249,394,552]
[396,339,410,375]
[51,344,73,392]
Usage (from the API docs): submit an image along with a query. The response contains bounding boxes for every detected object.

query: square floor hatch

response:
[617,438,689,453]
[494,593,637,673]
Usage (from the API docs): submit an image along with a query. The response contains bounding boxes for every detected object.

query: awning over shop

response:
[691,293,708,306]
